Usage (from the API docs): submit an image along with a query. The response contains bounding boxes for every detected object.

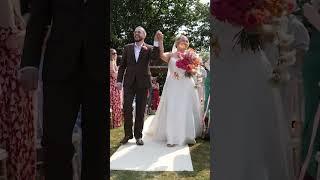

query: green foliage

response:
[111,0,209,54]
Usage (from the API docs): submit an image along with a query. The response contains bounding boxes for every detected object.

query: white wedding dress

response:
[211,19,294,180]
[144,55,202,145]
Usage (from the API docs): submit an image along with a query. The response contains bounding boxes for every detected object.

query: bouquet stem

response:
[233,28,262,53]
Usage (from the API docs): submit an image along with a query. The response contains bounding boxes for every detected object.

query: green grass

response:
[110,121,210,180]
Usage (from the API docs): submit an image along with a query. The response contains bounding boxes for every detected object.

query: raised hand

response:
[154,31,164,42]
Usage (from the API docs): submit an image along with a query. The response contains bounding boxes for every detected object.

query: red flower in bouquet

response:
[175,49,200,77]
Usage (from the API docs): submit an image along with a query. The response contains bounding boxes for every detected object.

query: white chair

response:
[0,149,8,180]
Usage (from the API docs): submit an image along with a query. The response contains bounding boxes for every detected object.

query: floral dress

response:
[0,27,36,180]
[110,61,122,128]
[151,83,160,111]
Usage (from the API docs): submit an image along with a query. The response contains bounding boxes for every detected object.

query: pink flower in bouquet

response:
[211,0,257,27]
[186,64,195,72]
[175,49,200,77]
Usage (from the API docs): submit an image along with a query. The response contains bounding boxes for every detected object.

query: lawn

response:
[110,120,210,180]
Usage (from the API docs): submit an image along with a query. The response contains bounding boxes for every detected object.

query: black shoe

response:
[136,138,144,146]
[120,136,133,144]
[167,144,175,147]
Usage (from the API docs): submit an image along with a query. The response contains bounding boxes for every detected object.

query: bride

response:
[144,34,202,147]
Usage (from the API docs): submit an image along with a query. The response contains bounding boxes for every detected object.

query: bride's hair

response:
[174,34,189,48]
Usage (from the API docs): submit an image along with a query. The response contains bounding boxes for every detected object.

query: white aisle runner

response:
[110,116,194,171]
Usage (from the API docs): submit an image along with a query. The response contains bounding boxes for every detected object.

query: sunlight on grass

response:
[110,123,210,180]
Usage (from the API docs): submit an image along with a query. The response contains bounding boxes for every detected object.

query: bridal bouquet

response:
[211,0,294,52]
[176,49,201,78]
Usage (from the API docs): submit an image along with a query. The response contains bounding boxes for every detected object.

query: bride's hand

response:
[156,31,164,42]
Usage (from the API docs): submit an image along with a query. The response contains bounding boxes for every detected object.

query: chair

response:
[0,149,8,180]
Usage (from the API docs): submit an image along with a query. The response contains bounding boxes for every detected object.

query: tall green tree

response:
[111,0,209,56]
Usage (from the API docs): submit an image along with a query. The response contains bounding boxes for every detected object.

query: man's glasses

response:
[111,52,117,55]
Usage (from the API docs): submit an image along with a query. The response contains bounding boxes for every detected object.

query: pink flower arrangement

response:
[211,0,292,52]
[176,49,200,77]
[211,0,292,29]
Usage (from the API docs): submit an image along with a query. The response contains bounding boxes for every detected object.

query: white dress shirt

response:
[134,41,159,62]
[134,42,143,62]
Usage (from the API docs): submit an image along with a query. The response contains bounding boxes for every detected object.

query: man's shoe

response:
[136,138,144,146]
[120,136,133,144]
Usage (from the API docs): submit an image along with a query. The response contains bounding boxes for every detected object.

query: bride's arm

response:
[157,32,171,62]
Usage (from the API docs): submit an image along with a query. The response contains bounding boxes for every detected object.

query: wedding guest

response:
[203,60,210,113]
[110,48,123,128]
[0,0,36,179]
[283,0,310,133]
[195,61,207,115]
[261,0,309,154]
[203,60,211,140]
[151,77,160,111]
[300,2,320,180]
[116,54,123,106]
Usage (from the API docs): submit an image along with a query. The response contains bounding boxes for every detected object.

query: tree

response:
[111,0,209,56]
